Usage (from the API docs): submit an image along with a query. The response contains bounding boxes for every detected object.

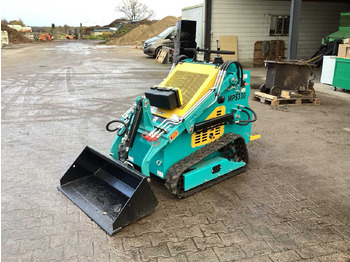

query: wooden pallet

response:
[155,49,168,63]
[254,91,321,106]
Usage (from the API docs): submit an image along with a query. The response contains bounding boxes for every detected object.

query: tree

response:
[63,24,69,33]
[115,0,154,21]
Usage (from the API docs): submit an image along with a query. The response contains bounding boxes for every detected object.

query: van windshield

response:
[158,26,175,38]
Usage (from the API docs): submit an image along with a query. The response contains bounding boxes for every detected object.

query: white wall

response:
[211,0,348,65]
[1,31,9,48]
[182,4,204,48]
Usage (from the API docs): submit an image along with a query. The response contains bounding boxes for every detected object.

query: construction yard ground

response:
[1,40,350,261]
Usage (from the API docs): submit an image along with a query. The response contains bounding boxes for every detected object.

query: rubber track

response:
[164,132,248,198]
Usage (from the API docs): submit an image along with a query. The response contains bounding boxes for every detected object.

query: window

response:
[270,15,290,36]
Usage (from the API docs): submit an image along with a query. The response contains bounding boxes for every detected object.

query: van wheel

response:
[155,47,162,57]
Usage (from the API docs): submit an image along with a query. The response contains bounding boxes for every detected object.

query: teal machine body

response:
[59,49,256,235]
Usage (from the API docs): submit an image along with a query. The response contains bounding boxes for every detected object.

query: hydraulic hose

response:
[173,55,188,65]
[235,105,257,125]
[233,61,244,88]
[106,119,130,136]
[170,55,189,73]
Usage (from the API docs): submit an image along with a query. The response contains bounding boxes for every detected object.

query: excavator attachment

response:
[58,146,158,235]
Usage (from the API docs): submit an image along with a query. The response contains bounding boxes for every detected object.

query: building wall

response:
[210,0,348,65]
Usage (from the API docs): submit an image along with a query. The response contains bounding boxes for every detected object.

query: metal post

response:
[287,0,302,60]
[204,0,212,50]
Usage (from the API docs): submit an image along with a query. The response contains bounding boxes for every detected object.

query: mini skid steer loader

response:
[58,48,257,235]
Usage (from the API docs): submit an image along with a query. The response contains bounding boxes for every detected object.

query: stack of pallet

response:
[253,40,286,67]
[254,91,321,106]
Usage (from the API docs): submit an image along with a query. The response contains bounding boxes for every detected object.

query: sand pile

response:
[109,19,154,39]
[108,16,178,46]
[1,23,33,44]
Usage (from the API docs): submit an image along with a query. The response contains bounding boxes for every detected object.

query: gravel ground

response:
[2,40,350,261]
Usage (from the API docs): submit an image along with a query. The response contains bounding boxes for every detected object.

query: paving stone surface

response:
[2,41,350,261]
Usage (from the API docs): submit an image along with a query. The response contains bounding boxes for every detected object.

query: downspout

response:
[205,0,212,50]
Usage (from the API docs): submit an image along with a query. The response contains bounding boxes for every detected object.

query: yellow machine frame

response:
[153,63,219,119]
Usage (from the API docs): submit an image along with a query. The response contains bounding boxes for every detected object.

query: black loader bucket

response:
[58,146,158,235]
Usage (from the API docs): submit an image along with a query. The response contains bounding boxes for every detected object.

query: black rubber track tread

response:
[164,132,248,198]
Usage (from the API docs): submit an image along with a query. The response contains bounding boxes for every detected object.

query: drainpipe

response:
[204,0,212,50]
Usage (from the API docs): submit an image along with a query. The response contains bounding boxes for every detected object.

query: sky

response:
[1,0,203,27]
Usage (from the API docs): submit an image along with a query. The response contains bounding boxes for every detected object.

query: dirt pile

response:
[107,16,178,46]
[1,23,33,44]
[109,19,155,39]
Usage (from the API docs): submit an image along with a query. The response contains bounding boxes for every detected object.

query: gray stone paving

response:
[2,41,350,261]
